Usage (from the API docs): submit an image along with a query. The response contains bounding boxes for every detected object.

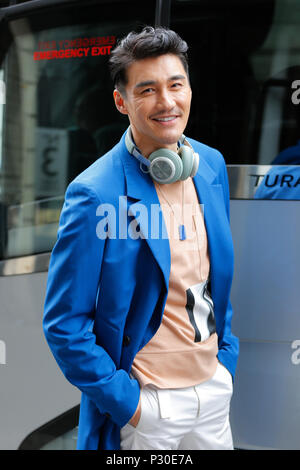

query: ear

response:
[113,89,128,115]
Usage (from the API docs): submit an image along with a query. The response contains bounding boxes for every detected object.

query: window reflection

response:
[0,2,154,260]
[171,0,300,200]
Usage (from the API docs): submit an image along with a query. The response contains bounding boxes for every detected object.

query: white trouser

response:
[121,362,234,450]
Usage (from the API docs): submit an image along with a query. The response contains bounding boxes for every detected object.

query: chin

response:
[156,129,184,146]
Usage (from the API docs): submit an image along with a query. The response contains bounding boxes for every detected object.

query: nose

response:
[157,88,176,110]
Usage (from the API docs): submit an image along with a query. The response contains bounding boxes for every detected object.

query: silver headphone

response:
[125,127,199,184]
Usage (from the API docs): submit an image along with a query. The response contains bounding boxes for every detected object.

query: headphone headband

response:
[125,128,150,170]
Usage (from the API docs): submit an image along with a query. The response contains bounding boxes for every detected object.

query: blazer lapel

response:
[119,136,171,293]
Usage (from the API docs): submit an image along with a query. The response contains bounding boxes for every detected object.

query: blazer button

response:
[123,335,131,346]
[104,412,111,418]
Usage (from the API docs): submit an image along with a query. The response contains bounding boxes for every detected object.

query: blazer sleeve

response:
[43,181,140,427]
[216,154,239,379]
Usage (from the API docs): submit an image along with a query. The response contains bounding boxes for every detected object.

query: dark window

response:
[0,0,156,259]
[19,405,79,450]
[171,0,300,167]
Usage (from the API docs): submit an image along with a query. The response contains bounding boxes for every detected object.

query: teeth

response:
[156,117,175,122]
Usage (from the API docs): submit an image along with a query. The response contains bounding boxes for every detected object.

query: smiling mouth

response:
[152,115,178,122]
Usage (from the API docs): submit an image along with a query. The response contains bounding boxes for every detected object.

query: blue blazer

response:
[43,132,239,450]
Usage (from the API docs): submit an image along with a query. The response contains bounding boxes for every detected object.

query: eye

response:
[171,82,182,88]
[142,87,155,94]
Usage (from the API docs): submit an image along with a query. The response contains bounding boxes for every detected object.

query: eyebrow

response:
[135,75,186,89]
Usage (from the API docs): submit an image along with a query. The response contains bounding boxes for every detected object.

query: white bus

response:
[0,0,299,450]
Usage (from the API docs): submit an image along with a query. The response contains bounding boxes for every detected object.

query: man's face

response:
[113,53,192,157]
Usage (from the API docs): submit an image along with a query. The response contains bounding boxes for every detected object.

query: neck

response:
[130,128,179,158]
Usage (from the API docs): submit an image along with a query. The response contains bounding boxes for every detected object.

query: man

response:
[43,26,239,451]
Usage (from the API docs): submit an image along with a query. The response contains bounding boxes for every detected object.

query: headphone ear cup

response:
[148,148,183,183]
[190,152,199,177]
[178,145,194,180]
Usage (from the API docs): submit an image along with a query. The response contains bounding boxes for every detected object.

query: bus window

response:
[170,0,300,200]
[0,0,156,260]
[18,405,79,450]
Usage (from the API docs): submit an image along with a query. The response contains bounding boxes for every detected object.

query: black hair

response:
[109,26,189,94]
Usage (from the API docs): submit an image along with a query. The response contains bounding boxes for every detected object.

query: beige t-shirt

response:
[131,177,218,389]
